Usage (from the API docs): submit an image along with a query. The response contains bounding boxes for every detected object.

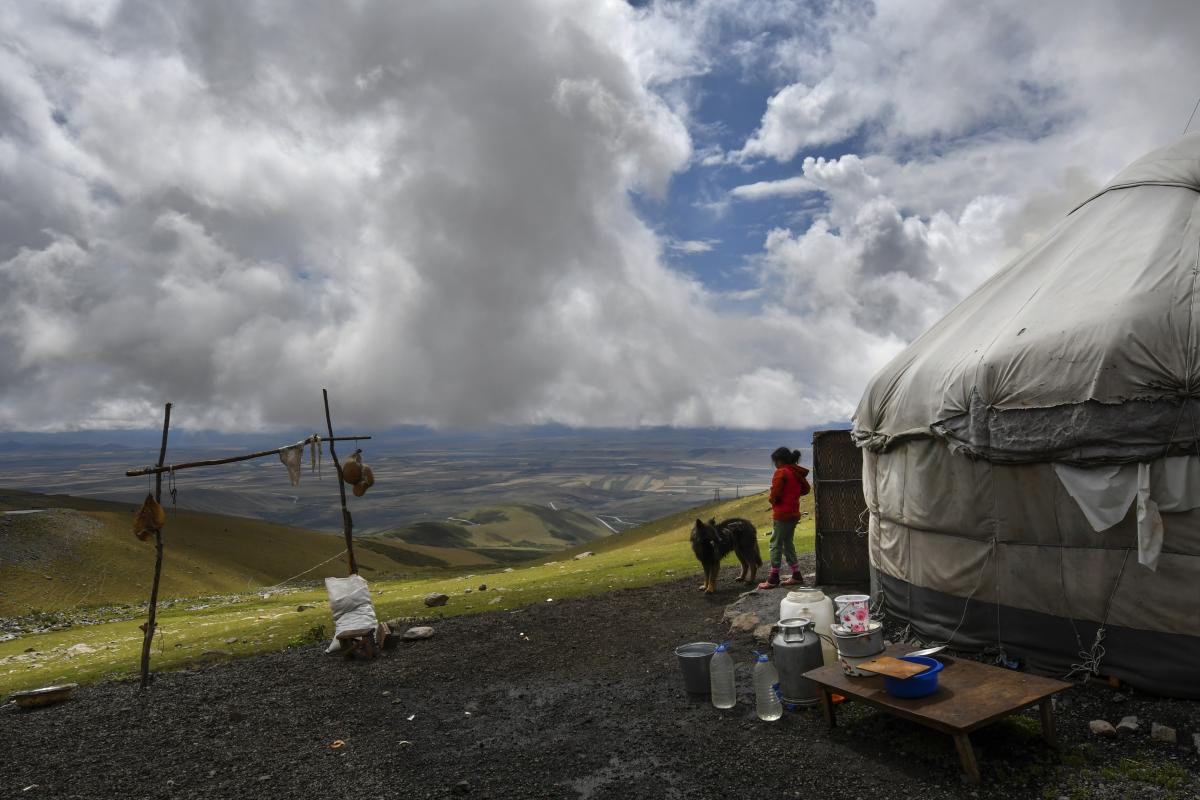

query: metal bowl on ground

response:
[10,683,78,709]
[831,620,884,658]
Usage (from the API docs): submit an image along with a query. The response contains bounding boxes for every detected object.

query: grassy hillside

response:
[0,494,627,616]
[368,503,611,551]
[0,490,815,696]
[0,490,416,617]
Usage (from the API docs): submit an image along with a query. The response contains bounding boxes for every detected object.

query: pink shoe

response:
[757,577,780,590]
[780,576,801,587]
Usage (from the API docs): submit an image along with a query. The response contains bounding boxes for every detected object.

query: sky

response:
[3,0,1200,433]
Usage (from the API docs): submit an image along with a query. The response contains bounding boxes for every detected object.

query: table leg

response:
[1039,698,1058,749]
[819,689,836,728]
[953,733,980,785]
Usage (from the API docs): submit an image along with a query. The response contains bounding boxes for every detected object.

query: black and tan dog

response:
[690,517,762,593]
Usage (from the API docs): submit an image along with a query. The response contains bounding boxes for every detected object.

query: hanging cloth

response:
[1054,456,1200,571]
[310,434,322,478]
[279,445,304,487]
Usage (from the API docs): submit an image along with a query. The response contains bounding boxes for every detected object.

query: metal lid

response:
[778,617,813,630]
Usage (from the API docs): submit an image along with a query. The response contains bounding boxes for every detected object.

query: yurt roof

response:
[854,133,1200,465]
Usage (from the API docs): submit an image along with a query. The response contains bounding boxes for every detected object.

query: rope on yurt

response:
[1183,92,1200,135]
[1064,548,1131,680]
[913,535,998,651]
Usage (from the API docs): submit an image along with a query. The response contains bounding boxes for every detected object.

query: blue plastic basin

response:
[883,655,944,699]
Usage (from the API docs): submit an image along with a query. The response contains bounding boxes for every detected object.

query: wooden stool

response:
[336,628,378,660]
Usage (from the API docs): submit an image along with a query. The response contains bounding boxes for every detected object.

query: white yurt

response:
[853,134,1200,697]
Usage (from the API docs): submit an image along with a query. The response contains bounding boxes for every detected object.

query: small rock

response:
[224,637,238,644]
[1088,720,1116,736]
[23,647,34,653]
[464,588,472,594]
[1151,722,1177,743]
[1115,716,1139,735]
[403,626,435,641]
[65,643,96,657]
[574,551,594,560]
[296,604,314,612]
[452,780,471,795]
[728,612,759,634]
[665,570,674,575]
[488,597,502,605]
[503,568,514,573]
[257,775,270,782]
[478,584,487,591]
[1111,692,1127,703]
[1193,732,1200,755]
[424,593,449,608]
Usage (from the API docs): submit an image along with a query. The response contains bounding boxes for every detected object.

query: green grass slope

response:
[0,491,814,697]
[0,490,418,616]
[367,503,612,554]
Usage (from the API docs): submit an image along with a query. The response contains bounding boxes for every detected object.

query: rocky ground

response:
[2,562,1199,800]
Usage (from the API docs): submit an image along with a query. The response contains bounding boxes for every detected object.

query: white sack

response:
[324,575,378,654]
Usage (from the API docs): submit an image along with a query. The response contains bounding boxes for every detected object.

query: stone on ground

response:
[1151,722,1177,743]
[1088,720,1116,736]
[424,593,449,607]
[1115,716,1138,735]
[403,626,435,641]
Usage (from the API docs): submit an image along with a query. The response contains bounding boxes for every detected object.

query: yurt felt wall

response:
[865,440,1200,696]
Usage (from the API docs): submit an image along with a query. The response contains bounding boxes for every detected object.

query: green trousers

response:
[769,518,799,568]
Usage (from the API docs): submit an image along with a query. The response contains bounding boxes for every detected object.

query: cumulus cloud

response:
[0,0,709,431]
[730,0,1200,407]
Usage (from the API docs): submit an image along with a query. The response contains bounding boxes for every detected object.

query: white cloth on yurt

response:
[324,575,379,654]
[1054,456,1200,570]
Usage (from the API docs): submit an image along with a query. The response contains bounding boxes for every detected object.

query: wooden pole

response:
[322,389,357,575]
[124,435,370,477]
[140,402,172,690]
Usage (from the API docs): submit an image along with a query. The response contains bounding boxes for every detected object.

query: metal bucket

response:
[674,642,717,695]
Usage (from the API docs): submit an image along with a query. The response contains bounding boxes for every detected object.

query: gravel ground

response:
[2,571,1199,800]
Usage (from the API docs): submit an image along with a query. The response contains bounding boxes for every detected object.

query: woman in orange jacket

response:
[758,446,810,589]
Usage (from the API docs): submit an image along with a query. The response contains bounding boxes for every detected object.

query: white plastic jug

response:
[780,589,836,667]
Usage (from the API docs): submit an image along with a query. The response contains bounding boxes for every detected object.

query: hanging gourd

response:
[132,493,166,541]
[341,450,364,484]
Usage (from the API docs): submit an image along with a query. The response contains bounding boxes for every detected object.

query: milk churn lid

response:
[779,616,813,630]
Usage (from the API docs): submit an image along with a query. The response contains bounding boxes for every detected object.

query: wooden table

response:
[803,644,1072,784]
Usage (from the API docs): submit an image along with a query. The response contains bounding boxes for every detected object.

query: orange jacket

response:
[769,463,810,521]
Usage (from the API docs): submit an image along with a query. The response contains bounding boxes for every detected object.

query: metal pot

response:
[832,620,884,658]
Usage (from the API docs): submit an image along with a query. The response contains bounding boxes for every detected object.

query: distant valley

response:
[0,427,820,534]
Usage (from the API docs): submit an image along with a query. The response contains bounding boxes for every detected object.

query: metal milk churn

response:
[772,617,823,706]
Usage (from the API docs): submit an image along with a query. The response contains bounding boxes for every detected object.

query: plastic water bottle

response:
[753,651,783,721]
[709,642,736,709]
